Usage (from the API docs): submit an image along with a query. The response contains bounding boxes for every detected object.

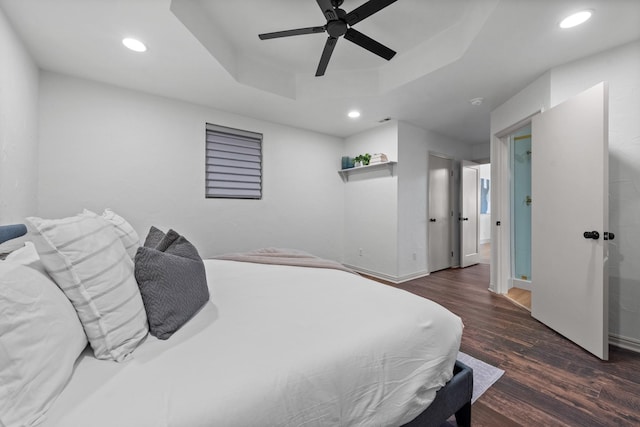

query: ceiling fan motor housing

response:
[327,17,348,37]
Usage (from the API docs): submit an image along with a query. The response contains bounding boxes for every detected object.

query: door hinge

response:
[451,251,454,257]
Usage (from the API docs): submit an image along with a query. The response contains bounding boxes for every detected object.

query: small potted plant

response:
[353,153,371,167]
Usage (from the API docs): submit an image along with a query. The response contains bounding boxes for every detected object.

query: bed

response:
[0,218,472,427]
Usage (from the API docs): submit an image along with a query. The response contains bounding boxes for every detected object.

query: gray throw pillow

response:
[134,228,209,340]
[143,225,166,248]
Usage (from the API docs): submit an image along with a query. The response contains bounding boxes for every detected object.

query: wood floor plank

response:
[506,287,531,310]
[389,264,640,426]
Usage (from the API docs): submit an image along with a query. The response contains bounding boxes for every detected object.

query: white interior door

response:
[531,82,609,360]
[428,154,451,272]
[460,161,480,267]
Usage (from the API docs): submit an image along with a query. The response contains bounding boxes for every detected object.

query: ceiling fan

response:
[258,0,398,77]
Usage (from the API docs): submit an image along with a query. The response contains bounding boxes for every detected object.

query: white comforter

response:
[43,260,462,427]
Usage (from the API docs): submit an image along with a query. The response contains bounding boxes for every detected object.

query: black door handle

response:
[429,218,436,222]
[604,232,615,241]
[462,217,469,221]
[583,231,600,240]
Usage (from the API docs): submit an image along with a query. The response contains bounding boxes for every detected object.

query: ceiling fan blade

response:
[316,36,338,76]
[344,28,395,60]
[259,26,326,40]
[345,0,398,26]
[316,0,339,21]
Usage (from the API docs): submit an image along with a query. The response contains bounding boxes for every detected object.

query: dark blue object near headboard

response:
[0,224,27,244]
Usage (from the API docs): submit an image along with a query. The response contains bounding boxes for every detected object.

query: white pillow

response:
[98,208,140,259]
[0,261,87,427]
[5,242,48,276]
[26,211,148,362]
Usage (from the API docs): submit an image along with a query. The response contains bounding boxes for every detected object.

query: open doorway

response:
[510,124,532,289]
[478,163,491,264]
[495,123,533,310]
[506,124,532,310]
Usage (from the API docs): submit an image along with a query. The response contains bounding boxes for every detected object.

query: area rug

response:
[457,351,504,403]
[440,352,504,426]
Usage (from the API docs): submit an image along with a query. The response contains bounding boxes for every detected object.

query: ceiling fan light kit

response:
[258,0,398,77]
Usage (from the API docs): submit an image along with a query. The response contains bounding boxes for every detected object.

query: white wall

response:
[0,8,39,223]
[490,72,551,137]
[398,122,472,276]
[397,122,428,279]
[549,40,640,350]
[343,121,399,278]
[471,142,490,163]
[37,72,345,261]
[343,120,471,281]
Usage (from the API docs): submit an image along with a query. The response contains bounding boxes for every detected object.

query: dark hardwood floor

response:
[392,264,640,427]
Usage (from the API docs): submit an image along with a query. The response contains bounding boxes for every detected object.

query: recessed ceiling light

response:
[469,97,484,106]
[559,10,592,29]
[348,110,361,119]
[122,38,147,52]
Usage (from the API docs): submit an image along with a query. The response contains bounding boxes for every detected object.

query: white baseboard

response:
[395,270,430,284]
[609,333,640,354]
[344,264,430,284]
[510,278,532,291]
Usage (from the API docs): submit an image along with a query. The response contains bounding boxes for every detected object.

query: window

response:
[205,123,262,199]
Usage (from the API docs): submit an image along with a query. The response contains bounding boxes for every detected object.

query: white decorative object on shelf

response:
[338,161,397,182]
[368,153,389,165]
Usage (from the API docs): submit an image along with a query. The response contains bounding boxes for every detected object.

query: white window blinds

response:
[206,123,262,199]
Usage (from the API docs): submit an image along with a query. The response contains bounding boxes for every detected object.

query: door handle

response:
[583,231,600,240]
[604,232,615,241]
[462,217,469,221]
[429,218,436,222]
